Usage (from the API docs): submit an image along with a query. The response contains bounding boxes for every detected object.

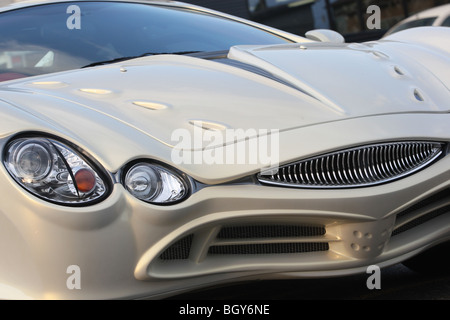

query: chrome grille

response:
[258,141,444,188]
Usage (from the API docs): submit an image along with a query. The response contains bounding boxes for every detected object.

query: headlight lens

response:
[124,162,188,204]
[3,137,109,205]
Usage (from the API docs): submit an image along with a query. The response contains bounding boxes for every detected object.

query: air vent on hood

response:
[258,141,445,188]
[216,58,307,94]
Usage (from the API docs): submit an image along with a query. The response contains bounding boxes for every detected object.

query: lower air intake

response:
[217,225,326,239]
[392,188,450,236]
[159,234,193,260]
[209,224,329,255]
[208,242,329,255]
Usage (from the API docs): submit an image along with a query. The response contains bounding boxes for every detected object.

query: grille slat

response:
[391,145,401,174]
[258,142,444,188]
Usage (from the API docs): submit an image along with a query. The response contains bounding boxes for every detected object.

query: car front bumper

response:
[1,154,449,299]
[1,113,449,299]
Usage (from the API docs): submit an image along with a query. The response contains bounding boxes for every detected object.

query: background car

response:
[384,3,450,37]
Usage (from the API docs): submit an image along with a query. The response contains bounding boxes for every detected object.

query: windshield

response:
[0,1,291,81]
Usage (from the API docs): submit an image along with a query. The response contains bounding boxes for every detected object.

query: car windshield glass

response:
[0,1,291,80]
[389,16,437,34]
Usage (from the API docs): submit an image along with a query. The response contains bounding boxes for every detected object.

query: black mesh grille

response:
[396,188,450,219]
[393,188,450,236]
[208,242,329,255]
[210,224,328,255]
[159,234,194,260]
[158,224,329,261]
[217,225,326,239]
[392,204,450,236]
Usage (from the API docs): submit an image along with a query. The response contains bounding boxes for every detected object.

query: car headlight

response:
[3,136,110,205]
[123,162,188,204]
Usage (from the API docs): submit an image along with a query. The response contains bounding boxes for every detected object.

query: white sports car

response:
[0,0,449,300]
[384,4,450,37]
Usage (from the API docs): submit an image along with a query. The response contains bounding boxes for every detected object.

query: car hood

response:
[0,34,449,180]
[1,39,450,144]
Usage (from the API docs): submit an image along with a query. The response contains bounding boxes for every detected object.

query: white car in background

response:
[385,3,450,36]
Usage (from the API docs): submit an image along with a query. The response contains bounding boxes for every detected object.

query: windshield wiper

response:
[81,51,202,68]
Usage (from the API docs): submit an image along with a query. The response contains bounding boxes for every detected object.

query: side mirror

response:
[305,29,345,43]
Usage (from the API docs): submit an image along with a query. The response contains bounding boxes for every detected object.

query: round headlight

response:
[125,164,160,200]
[3,136,110,205]
[9,139,53,182]
[124,162,188,204]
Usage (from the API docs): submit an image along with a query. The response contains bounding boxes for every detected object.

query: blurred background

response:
[184,0,450,42]
[1,0,450,41]
[184,0,450,41]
